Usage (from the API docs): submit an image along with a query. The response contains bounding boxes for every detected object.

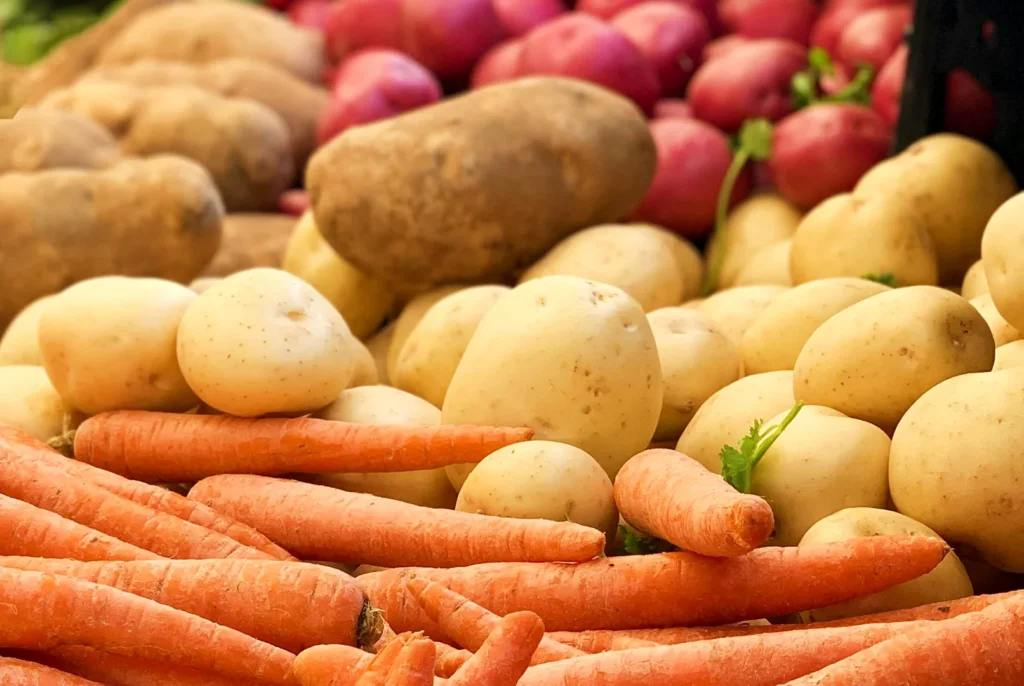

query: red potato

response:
[654,98,693,120]
[471,40,524,88]
[687,39,807,132]
[811,0,909,56]
[768,103,893,209]
[288,0,332,31]
[611,2,710,96]
[324,0,404,63]
[493,0,566,36]
[704,35,751,61]
[579,0,718,32]
[836,6,911,71]
[720,0,820,45]
[278,190,310,217]
[402,0,508,80]
[631,118,752,237]
[317,49,443,145]
[519,13,661,115]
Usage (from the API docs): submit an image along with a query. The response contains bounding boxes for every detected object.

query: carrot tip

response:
[46,429,76,458]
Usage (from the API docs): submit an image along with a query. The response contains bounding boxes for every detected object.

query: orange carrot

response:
[0,426,270,560]
[406,577,584,664]
[0,557,379,652]
[32,647,242,686]
[357,536,949,633]
[433,643,471,678]
[548,632,660,652]
[781,594,1024,685]
[386,639,436,685]
[0,566,297,685]
[613,449,775,556]
[294,645,372,686]
[356,635,414,686]
[448,612,544,686]
[69,411,535,482]
[189,475,606,567]
[0,656,101,685]
[516,621,932,685]
[0,493,160,561]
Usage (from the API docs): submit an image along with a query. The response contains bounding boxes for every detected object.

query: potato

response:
[0,108,120,174]
[660,232,705,301]
[610,2,710,97]
[800,508,973,621]
[443,276,663,479]
[521,224,684,312]
[707,193,802,289]
[311,385,456,509]
[307,77,656,286]
[177,268,354,417]
[696,285,788,345]
[189,277,221,295]
[493,0,565,36]
[676,371,795,473]
[347,338,379,388]
[994,340,1024,371]
[733,240,793,287]
[393,286,510,407]
[970,293,1021,347]
[457,441,617,537]
[0,296,53,366]
[890,368,1024,571]
[40,81,294,212]
[719,0,817,43]
[960,259,989,301]
[647,307,743,442]
[789,193,939,287]
[402,0,506,81]
[982,192,1024,332]
[203,214,296,278]
[471,40,525,88]
[323,0,403,61]
[0,366,81,441]
[835,6,911,72]
[0,155,223,331]
[97,1,325,83]
[741,278,891,375]
[282,212,396,340]
[38,277,199,415]
[366,323,396,385]
[794,286,995,432]
[753,407,890,546]
[856,134,1017,283]
[386,286,465,381]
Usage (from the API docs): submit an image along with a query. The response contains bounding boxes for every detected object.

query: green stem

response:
[750,402,805,475]
[700,149,752,296]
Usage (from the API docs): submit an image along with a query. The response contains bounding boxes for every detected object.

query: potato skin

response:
[0,155,223,331]
[960,259,989,301]
[0,296,53,366]
[696,285,788,345]
[708,193,801,289]
[308,77,657,285]
[0,108,121,174]
[0,365,81,442]
[203,214,297,278]
[982,192,1024,332]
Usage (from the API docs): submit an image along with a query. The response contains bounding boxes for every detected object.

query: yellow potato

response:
[365,322,395,386]
[982,192,1024,332]
[0,296,53,366]
[521,224,684,312]
[647,307,742,442]
[707,193,802,289]
[456,440,618,538]
[655,230,704,301]
[386,286,465,382]
[311,385,456,508]
[443,276,663,479]
[753,407,890,546]
[960,260,989,300]
[282,212,396,339]
[177,268,354,417]
[994,340,1024,371]
[890,368,1024,571]
[188,277,222,294]
[789,193,939,287]
[800,508,973,621]
[676,371,796,473]
[0,365,81,441]
[347,338,379,388]
[732,239,792,287]
[696,285,788,345]
[393,285,510,407]
[970,293,1020,347]
[794,286,995,432]
[741,278,891,375]
[38,277,199,415]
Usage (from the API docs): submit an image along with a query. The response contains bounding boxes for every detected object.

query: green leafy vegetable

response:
[862,273,897,287]
[619,526,675,555]
[791,48,875,110]
[700,118,774,296]
[720,402,805,493]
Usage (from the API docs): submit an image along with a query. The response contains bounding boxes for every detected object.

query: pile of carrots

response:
[0,411,1020,685]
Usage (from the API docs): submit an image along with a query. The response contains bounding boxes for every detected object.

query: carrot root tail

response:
[358,603,386,650]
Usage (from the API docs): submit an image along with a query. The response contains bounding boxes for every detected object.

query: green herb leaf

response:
[808,47,834,75]
[738,119,774,161]
[620,526,675,555]
[720,403,805,493]
[823,64,875,106]
[862,273,897,287]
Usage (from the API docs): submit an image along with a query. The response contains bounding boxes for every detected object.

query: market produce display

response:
[2,0,1024,684]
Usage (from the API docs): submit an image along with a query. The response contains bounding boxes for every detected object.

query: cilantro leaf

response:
[620,526,675,555]
[720,403,805,493]
[862,273,897,287]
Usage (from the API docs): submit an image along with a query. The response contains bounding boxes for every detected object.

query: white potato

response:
[39,277,199,414]
[794,286,995,432]
[982,192,1024,332]
[800,508,973,621]
[742,278,891,375]
[365,322,395,386]
[387,286,464,382]
[970,293,1020,347]
[0,365,81,441]
[733,239,792,287]
[521,224,684,312]
[960,260,989,300]
[697,285,787,345]
[994,340,1024,371]
[442,276,663,479]
[708,193,802,289]
[456,440,617,537]
[647,307,742,442]
[393,285,510,407]
[177,268,354,416]
[188,277,222,294]
[347,338,378,388]
[312,385,456,508]
[676,371,795,473]
[753,407,890,546]
[656,230,704,301]
[0,296,54,367]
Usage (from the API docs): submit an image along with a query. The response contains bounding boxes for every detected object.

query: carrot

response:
[0,493,160,561]
[433,643,471,678]
[780,593,1024,685]
[405,577,584,664]
[0,656,101,685]
[448,612,544,686]
[516,621,932,685]
[357,536,949,633]
[356,635,414,686]
[189,475,606,567]
[68,410,535,482]
[294,645,372,686]
[613,449,775,556]
[548,632,660,652]
[0,425,270,560]
[0,556,380,652]
[32,647,242,686]
[0,566,297,685]
[386,639,436,685]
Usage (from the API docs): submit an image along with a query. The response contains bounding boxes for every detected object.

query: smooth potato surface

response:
[696,285,788,345]
[0,296,53,366]
[960,259,989,300]
[386,286,465,381]
[0,365,81,441]
[733,239,793,287]
[982,192,1024,332]
[708,193,801,289]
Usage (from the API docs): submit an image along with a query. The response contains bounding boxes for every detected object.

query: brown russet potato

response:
[307,77,657,286]
[203,214,297,278]
[0,108,121,174]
